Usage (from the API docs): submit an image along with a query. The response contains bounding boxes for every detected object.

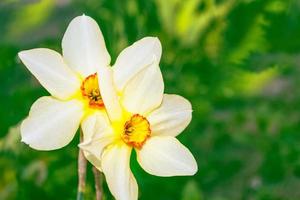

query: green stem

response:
[77,130,87,200]
[93,166,104,200]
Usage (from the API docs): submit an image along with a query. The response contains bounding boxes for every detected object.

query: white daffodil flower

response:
[80,50,198,200]
[19,15,160,151]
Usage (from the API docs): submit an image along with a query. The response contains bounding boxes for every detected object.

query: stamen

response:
[122,114,151,149]
[81,73,104,109]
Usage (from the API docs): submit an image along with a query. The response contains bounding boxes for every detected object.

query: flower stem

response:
[92,166,103,200]
[77,129,87,200]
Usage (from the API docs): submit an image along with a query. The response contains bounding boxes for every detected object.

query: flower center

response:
[121,114,151,149]
[81,73,104,109]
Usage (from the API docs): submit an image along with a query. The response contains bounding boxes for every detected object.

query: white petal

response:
[97,67,122,121]
[18,49,80,100]
[79,111,115,170]
[148,94,192,137]
[102,144,138,200]
[121,62,164,115]
[62,15,110,77]
[80,111,113,141]
[21,96,84,150]
[113,37,162,91]
[137,136,198,177]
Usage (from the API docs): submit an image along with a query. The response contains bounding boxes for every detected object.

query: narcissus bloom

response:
[80,46,198,199]
[19,15,158,151]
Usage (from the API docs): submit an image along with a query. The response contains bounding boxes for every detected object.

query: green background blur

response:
[1,0,300,199]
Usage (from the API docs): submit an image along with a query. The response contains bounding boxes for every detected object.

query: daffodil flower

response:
[19,15,160,151]
[80,47,198,200]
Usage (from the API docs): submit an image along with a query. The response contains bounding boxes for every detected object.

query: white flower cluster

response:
[19,15,198,200]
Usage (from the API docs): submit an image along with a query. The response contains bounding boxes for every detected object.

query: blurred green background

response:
[1,0,300,199]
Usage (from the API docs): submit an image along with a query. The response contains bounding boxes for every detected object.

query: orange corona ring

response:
[81,73,104,109]
[122,114,151,149]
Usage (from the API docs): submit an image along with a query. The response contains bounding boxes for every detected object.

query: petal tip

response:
[18,50,28,60]
[150,36,161,46]
[184,154,198,176]
[18,51,24,58]
[145,36,160,42]
[188,162,198,176]
[72,14,94,24]
[20,137,26,144]
[153,36,161,43]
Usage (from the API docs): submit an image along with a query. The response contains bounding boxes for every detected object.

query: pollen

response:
[121,114,151,149]
[81,73,104,109]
